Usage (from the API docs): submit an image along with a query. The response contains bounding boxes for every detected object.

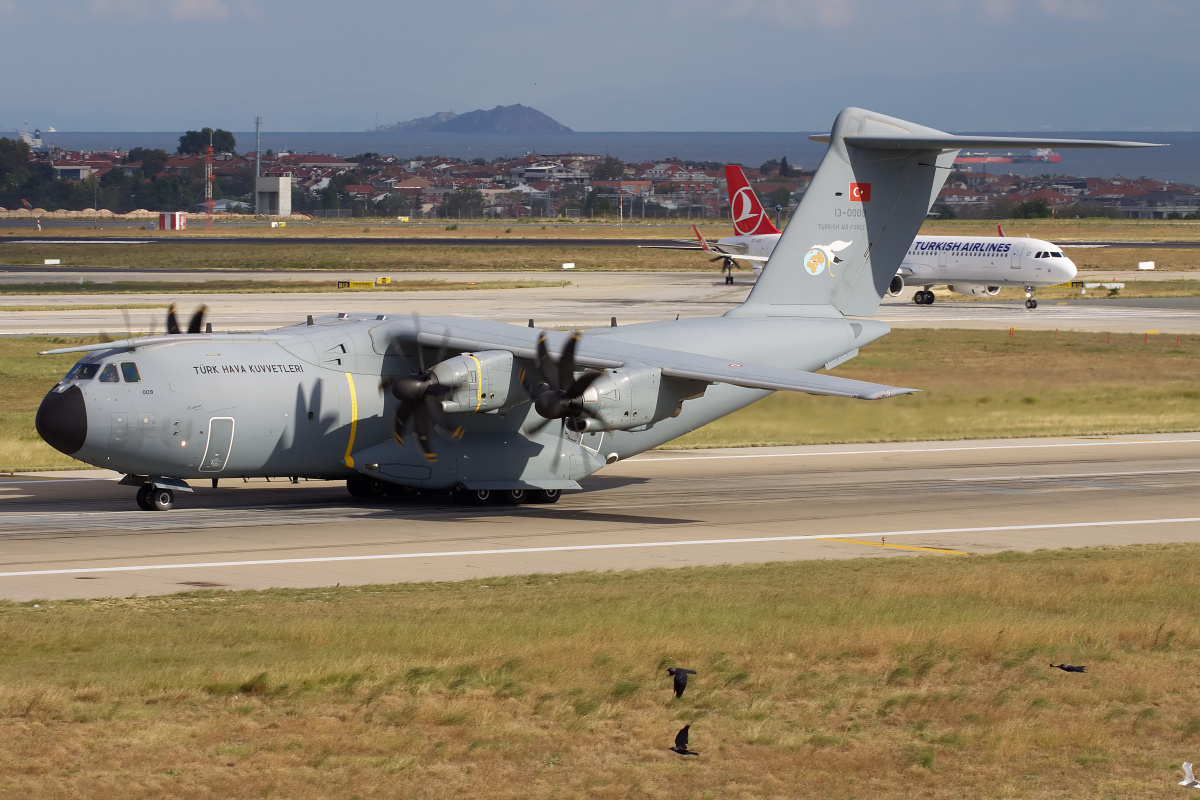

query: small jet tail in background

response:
[997,224,1006,237]
[731,107,1159,320]
[725,165,782,237]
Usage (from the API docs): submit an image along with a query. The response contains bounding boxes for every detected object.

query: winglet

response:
[997,224,1005,237]
[692,225,712,252]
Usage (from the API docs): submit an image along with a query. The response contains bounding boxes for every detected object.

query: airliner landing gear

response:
[1024,286,1038,309]
[721,258,735,285]
[914,290,935,305]
[136,483,174,511]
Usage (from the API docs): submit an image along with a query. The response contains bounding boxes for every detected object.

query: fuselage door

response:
[1011,247,1025,270]
[937,246,949,268]
[199,416,235,472]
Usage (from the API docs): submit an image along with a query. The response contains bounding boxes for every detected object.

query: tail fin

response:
[725,165,781,236]
[733,107,1158,319]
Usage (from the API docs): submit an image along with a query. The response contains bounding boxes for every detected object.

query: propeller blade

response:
[558,331,581,390]
[549,420,567,471]
[166,304,180,335]
[187,305,207,334]
[536,332,558,389]
[566,370,601,398]
[412,313,426,373]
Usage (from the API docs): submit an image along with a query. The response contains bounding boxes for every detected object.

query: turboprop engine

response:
[567,366,705,433]
[948,284,1000,297]
[430,350,524,414]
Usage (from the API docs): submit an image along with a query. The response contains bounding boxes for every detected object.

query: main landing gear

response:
[913,289,935,305]
[1024,286,1038,309]
[346,476,562,506]
[136,483,174,511]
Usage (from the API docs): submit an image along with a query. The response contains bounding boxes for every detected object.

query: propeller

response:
[166,303,208,335]
[380,315,464,462]
[522,330,607,437]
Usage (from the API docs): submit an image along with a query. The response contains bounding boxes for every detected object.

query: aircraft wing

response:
[411,323,915,400]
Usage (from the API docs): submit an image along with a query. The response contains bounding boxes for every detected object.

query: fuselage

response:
[724,232,1076,288]
[35,313,885,490]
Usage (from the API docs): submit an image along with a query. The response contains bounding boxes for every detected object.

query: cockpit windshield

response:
[62,363,100,383]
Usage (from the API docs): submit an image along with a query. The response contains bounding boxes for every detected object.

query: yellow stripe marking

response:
[465,353,483,412]
[343,372,358,468]
[818,537,967,555]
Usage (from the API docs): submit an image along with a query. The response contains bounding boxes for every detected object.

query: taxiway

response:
[2,433,1198,601]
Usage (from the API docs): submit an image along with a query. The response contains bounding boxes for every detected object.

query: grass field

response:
[1,544,1198,798]
[5,329,1200,472]
[940,279,1200,302]
[4,216,1200,242]
[0,278,569,297]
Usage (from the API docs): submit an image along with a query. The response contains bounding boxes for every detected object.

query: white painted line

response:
[635,439,1200,463]
[950,468,1200,482]
[1,516,1197,579]
[0,478,112,486]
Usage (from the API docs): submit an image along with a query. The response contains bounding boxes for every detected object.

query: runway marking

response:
[950,468,1200,482]
[633,438,1200,463]
[816,537,967,555]
[0,516,1196,579]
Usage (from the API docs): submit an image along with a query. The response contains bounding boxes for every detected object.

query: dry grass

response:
[6,330,1200,471]
[0,544,1198,798]
[940,279,1200,303]
[0,279,569,297]
[0,241,704,272]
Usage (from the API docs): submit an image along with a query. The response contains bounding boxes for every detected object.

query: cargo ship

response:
[955,147,1061,165]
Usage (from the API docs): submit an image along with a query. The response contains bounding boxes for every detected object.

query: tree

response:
[178,128,236,155]
[470,157,488,167]
[127,148,169,178]
[590,156,625,181]
[443,187,484,218]
[779,156,792,177]
[759,159,779,175]
[767,186,791,209]
[1012,197,1052,219]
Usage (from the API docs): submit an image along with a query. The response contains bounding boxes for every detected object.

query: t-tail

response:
[725,164,782,236]
[731,107,1161,320]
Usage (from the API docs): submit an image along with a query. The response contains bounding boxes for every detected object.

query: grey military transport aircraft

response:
[34,108,1156,510]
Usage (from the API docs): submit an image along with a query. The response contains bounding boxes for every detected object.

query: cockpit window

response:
[99,364,119,382]
[120,362,141,383]
[63,363,100,382]
[1035,251,1045,258]
[1050,251,1064,258]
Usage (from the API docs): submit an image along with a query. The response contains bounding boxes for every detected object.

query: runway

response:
[2,433,1198,601]
[3,270,1200,334]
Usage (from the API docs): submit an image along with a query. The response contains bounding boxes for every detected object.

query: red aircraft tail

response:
[724,164,781,237]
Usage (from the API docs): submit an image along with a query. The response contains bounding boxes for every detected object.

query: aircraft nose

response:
[35,384,88,456]
[1062,259,1078,281]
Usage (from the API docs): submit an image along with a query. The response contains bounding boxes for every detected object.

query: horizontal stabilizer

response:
[809,133,1161,150]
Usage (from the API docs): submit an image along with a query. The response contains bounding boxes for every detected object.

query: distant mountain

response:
[380,104,573,134]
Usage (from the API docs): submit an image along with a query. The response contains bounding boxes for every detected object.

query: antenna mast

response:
[254,116,262,215]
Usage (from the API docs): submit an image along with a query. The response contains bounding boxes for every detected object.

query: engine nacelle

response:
[432,350,522,414]
[573,367,705,432]
[948,284,1000,297]
[887,274,904,297]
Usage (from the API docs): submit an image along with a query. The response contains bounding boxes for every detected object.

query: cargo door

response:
[199,416,235,472]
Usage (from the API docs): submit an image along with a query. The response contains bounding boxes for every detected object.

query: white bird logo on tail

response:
[803,240,852,277]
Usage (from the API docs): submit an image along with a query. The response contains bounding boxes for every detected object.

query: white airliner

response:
[646,164,1077,308]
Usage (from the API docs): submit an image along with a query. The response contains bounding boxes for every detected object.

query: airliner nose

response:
[1062,258,1078,281]
[35,384,87,456]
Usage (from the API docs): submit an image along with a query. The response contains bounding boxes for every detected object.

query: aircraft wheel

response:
[725,275,733,285]
[530,488,561,504]
[136,484,155,511]
[459,488,494,505]
[347,475,387,499]
[151,487,175,511]
[1026,299,1038,309]
[913,291,925,304]
[923,292,935,305]
[500,488,529,505]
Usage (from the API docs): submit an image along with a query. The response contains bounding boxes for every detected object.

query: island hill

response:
[378,104,573,135]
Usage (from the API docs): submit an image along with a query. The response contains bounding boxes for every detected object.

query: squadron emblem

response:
[803,240,852,276]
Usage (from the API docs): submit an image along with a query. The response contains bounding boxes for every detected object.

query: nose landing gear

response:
[136,484,174,511]
[1024,286,1038,309]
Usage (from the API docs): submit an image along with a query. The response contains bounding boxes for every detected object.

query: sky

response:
[2,0,1199,133]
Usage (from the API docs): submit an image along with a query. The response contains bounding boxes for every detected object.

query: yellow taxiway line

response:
[817,537,968,555]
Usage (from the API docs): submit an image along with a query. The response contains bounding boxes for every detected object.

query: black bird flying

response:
[669,724,698,756]
[1050,663,1086,673]
[667,667,697,698]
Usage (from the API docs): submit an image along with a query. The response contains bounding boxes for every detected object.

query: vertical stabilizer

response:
[732,108,956,318]
[732,108,1159,319]
[725,165,782,236]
